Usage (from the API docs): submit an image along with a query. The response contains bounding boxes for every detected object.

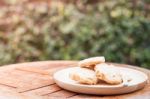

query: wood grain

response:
[0,61,149,99]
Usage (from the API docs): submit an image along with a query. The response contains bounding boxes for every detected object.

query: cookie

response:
[78,57,105,69]
[95,63,122,84]
[69,67,98,85]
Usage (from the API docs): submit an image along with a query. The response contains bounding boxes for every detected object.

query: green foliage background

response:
[0,0,150,68]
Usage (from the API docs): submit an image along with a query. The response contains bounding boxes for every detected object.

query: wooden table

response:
[0,61,150,99]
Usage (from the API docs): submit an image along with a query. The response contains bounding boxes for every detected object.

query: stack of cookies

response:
[70,57,124,85]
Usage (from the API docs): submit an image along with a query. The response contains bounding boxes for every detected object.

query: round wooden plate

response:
[53,67,148,95]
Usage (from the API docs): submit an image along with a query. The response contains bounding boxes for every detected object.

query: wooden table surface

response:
[0,61,150,99]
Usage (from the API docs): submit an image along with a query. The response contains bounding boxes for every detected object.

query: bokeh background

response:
[0,0,150,68]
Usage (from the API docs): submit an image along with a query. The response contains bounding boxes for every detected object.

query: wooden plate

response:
[53,67,148,95]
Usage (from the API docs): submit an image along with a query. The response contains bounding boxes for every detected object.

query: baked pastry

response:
[69,67,98,85]
[78,57,105,69]
[95,63,122,84]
